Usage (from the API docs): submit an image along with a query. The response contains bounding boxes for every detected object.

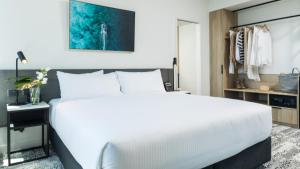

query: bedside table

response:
[168,90,192,94]
[6,102,50,166]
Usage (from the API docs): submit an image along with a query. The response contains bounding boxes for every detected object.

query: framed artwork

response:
[69,0,135,52]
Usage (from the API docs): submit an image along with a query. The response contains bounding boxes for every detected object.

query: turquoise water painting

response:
[69,0,135,51]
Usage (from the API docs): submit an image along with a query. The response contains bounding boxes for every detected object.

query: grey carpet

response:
[1,124,300,169]
[259,124,300,169]
[0,149,62,169]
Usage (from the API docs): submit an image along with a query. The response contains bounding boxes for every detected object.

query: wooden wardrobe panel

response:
[209,9,236,97]
[209,10,222,97]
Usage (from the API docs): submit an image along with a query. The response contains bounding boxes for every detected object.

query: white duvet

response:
[50,93,272,169]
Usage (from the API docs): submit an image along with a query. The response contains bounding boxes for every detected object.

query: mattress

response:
[49,94,272,169]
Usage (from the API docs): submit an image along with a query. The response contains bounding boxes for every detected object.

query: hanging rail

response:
[232,0,281,13]
[231,0,300,29]
[232,14,300,29]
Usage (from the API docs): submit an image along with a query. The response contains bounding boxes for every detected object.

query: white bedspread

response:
[49,94,272,169]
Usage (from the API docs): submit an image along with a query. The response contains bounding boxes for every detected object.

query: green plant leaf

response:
[15,77,34,89]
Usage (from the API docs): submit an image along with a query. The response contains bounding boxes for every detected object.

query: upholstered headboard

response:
[0,69,174,126]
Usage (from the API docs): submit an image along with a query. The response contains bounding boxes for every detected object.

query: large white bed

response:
[50,93,272,169]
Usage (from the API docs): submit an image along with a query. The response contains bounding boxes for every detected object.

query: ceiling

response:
[226,0,279,11]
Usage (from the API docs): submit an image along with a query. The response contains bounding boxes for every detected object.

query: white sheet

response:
[49,94,272,169]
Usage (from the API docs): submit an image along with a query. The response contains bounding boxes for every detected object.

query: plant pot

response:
[30,86,40,105]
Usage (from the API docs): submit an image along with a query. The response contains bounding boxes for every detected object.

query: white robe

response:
[247,26,272,81]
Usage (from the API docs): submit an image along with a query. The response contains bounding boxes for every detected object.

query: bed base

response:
[50,127,82,169]
[203,137,271,169]
[50,127,271,169]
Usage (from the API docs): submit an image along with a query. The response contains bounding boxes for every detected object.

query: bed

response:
[49,93,272,169]
[40,69,272,169]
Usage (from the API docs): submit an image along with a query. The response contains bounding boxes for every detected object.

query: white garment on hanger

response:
[250,26,272,66]
[247,30,258,81]
[259,29,272,65]
[247,26,272,81]
[235,31,240,62]
[247,30,253,64]
[229,30,235,74]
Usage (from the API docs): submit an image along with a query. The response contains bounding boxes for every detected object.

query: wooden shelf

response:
[224,90,244,100]
[224,88,298,97]
[224,88,299,128]
[244,92,268,105]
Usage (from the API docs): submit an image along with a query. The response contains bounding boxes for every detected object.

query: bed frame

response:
[51,127,271,169]
[0,69,271,168]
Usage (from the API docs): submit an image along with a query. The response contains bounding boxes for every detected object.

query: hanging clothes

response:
[259,25,272,65]
[247,29,256,80]
[236,29,244,64]
[235,29,245,73]
[235,31,241,63]
[247,25,272,81]
[229,30,236,74]
[244,27,251,71]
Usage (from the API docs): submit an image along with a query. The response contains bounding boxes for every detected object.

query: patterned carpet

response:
[0,149,62,169]
[0,124,300,169]
[259,124,300,169]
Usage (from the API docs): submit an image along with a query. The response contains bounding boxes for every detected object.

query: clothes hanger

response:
[246,26,254,31]
[233,27,240,32]
[262,24,270,31]
[256,24,269,32]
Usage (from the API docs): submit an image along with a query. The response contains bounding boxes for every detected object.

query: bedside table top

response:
[7,101,49,112]
[169,90,191,94]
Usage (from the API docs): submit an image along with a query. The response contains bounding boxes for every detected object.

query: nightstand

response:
[169,90,192,94]
[6,102,50,166]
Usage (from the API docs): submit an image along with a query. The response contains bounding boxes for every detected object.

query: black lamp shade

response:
[17,51,27,64]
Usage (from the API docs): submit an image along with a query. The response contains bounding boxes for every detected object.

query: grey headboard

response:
[0,69,173,126]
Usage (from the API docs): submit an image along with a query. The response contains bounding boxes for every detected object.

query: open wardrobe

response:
[210,0,300,128]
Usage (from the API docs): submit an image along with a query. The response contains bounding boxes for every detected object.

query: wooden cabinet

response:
[272,108,298,126]
[210,8,300,128]
[224,88,299,128]
[209,9,236,97]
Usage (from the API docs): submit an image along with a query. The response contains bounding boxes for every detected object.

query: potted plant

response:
[15,67,50,105]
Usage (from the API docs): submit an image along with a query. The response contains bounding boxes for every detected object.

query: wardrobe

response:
[209,2,300,128]
[209,9,236,97]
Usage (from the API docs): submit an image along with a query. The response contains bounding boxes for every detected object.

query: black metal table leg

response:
[46,123,50,156]
[7,111,11,166]
[42,124,44,148]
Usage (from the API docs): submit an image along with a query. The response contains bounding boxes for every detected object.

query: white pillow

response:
[116,70,166,94]
[57,71,121,100]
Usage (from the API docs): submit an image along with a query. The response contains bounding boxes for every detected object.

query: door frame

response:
[176,18,201,94]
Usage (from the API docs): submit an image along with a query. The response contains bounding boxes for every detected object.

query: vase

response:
[30,86,40,105]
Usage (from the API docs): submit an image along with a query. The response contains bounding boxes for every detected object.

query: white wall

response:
[208,0,251,11]
[0,0,210,154]
[178,23,201,94]
[0,0,208,70]
[0,0,211,93]
[237,0,300,74]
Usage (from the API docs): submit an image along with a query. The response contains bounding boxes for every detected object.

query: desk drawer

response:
[272,108,298,125]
